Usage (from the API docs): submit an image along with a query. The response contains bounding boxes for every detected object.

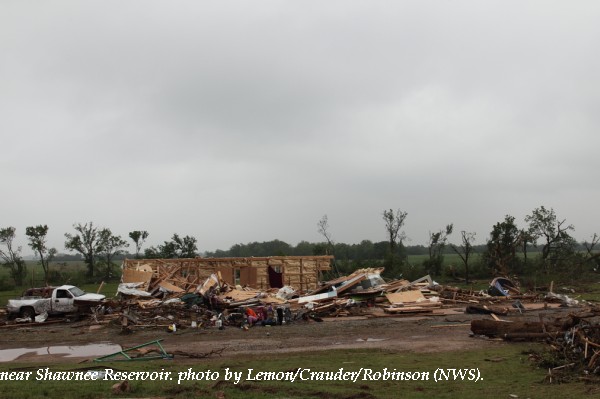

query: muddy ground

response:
[0,304,571,363]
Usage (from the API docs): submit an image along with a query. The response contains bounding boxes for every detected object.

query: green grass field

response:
[0,260,89,283]
[406,253,470,265]
[0,345,593,399]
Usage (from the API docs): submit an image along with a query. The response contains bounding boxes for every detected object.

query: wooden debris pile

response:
[120,262,197,298]
[113,266,553,330]
[434,284,541,306]
[291,273,543,319]
[550,307,600,377]
[284,270,446,318]
[113,266,452,327]
[115,275,291,331]
[117,257,550,326]
[471,306,600,381]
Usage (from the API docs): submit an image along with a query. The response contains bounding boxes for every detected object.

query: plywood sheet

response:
[135,264,154,273]
[122,269,154,285]
[158,281,185,293]
[385,290,425,304]
[240,267,257,287]
[220,289,259,301]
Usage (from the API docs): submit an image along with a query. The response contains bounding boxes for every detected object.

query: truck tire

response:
[20,307,35,320]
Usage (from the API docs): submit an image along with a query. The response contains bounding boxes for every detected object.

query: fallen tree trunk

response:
[501,332,561,340]
[471,319,566,338]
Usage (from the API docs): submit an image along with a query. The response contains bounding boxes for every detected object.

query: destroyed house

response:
[121,255,333,291]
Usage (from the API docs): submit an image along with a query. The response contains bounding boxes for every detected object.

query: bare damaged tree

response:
[451,231,476,283]
[129,230,149,259]
[382,209,408,274]
[583,233,600,272]
[0,227,27,285]
[583,233,600,257]
[317,215,334,254]
[424,223,453,277]
[317,214,339,276]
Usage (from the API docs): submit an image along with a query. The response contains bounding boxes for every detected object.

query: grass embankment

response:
[0,345,594,399]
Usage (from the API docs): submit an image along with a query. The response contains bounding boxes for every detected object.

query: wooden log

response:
[471,319,566,338]
[501,332,561,340]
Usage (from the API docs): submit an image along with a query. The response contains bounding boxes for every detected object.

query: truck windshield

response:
[68,287,85,297]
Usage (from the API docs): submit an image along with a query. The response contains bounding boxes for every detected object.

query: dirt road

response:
[0,304,570,363]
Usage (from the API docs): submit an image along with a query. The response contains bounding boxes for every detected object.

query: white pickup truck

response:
[6,285,106,319]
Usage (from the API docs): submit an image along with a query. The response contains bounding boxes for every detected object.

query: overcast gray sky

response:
[2,1,599,255]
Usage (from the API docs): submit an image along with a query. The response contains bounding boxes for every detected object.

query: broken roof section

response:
[488,277,521,297]
[121,255,333,293]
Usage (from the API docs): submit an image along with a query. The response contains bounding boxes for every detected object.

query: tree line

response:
[1,205,598,286]
[372,206,599,282]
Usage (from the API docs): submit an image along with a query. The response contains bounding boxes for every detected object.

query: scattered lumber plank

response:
[383,307,433,314]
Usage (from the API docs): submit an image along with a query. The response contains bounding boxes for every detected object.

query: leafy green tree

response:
[312,243,328,256]
[144,246,160,259]
[98,229,129,279]
[525,206,576,271]
[170,234,198,258]
[145,233,198,258]
[423,223,453,277]
[450,231,476,283]
[354,240,376,262]
[64,222,103,277]
[483,215,523,275]
[260,239,291,256]
[25,225,57,285]
[373,241,390,260]
[0,227,27,285]
[294,240,316,256]
[205,239,388,264]
[382,209,408,277]
[128,230,149,259]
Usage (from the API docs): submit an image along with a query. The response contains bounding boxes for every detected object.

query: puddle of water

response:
[0,343,122,362]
